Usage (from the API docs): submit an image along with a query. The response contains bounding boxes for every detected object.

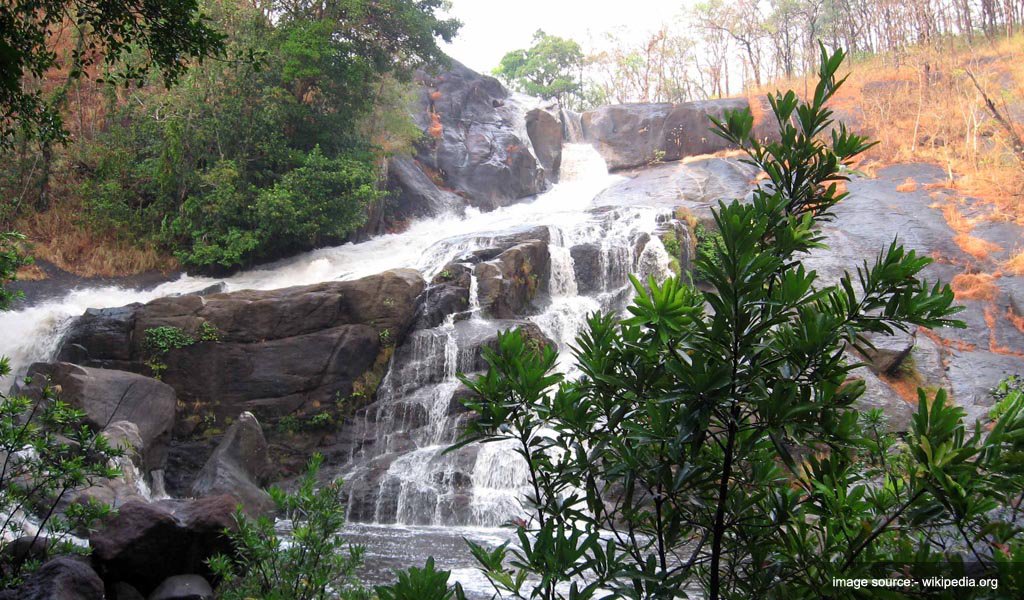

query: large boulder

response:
[395,60,548,212]
[58,270,425,455]
[58,305,140,371]
[89,496,237,595]
[475,239,550,319]
[14,363,175,472]
[190,412,274,515]
[581,98,772,171]
[526,105,563,182]
[0,557,104,600]
[383,156,463,228]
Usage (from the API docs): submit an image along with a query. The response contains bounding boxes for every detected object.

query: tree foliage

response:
[493,30,584,108]
[0,361,124,588]
[454,48,1024,599]
[77,0,457,270]
[0,0,224,149]
[0,232,31,311]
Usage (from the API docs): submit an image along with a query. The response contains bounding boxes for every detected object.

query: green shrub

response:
[376,557,463,600]
[659,230,681,259]
[208,454,368,600]
[451,48,1024,600]
[990,375,1023,421]
[0,232,31,311]
[0,361,124,588]
[693,222,724,282]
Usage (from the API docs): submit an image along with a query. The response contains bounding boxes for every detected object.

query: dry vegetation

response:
[753,35,1024,272]
[3,25,179,278]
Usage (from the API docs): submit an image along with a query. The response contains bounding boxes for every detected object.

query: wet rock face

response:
[191,412,275,515]
[526,105,564,182]
[384,156,464,230]
[580,98,773,171]
[14,362,176,473]
[391,60,548,214]
[475,239,551,319]
[0,557,105,600]
[59,270,424,427]
[57,269,425,478]
[58,305,140,372]
[90,496,236,596]
[569,243,601,294]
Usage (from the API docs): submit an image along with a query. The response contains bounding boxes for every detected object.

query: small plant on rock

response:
[209,454,368,600]
[198,321,222,342]
[143,326,196,378]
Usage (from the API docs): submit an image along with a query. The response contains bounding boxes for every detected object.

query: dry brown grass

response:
[1005,250,1024,275]
[16,204,177,277]
[16,263,48,281]
[953,233,1003,261]
[950,272,1000,301]
[751,35,1024,225]
[895,177,919,192]
[1008,307,1024,334]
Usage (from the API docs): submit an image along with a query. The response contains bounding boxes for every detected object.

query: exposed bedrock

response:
[384,59,549,224]
[580,97,778,170]
[526,104,564,182]
[57,269,425,479]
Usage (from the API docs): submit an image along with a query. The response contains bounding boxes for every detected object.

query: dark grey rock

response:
[581,99,772,170]
[90,496,237,595]
[15,363,175,472]
[191,412,274,515]
[0,557,104,600]
[405,60,548,211]
[526,105,563,182]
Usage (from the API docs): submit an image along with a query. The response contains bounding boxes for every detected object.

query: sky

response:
[440,0,698,74]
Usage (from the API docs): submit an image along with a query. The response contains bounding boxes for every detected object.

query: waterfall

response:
[0,140,696,531]
[561,108,585,143]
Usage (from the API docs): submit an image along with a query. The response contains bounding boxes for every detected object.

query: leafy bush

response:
[376,557,464,600]
[208,454,368,600]
[0,232,31,311]
[70,0,459,271]
[693,222,724,283]
[452,48,1024,600]
[659,230,681,259]
[990,375,1023,421]
[0,361,124,588]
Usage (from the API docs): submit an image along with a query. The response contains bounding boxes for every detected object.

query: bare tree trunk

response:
[965,68,1024,164]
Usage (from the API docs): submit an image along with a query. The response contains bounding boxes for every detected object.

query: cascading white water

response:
[0,142,682,531]
[0,144,620,380]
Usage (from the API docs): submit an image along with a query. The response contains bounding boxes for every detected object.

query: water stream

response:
[0,143,682,588]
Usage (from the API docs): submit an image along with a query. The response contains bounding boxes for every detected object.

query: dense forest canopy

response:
[1,0,459,272]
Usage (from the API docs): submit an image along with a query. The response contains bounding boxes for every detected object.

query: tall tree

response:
[0,0,225,150]
[493,30,584,108]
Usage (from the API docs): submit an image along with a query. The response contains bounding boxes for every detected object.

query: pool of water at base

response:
[343,523,513,597]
